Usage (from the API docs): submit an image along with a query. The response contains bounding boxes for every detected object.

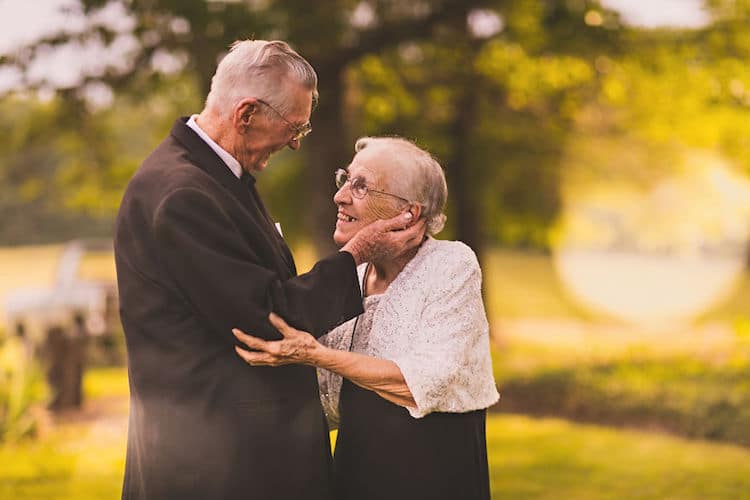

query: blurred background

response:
[1,0,750,498]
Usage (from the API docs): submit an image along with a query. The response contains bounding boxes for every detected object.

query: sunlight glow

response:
[555,155,750,325]
[601,0,709,28]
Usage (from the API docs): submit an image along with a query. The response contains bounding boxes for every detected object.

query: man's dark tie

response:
[240,171,295,273]
[241,172,275,228]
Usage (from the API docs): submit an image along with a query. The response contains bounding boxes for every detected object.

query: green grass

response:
[82,366,130,400]
[488,414,750,499]
[0,419,126,499]
[0,367,128,499]
[4,371,750,499]
[3,245,750,497]
[493,339,750,446]
[2,368,750,499]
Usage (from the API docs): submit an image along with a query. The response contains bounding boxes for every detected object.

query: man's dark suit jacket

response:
[114,118,363,500]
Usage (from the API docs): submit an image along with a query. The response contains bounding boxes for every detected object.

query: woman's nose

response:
[333,183,350,204]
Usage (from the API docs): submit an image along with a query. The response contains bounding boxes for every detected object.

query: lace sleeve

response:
[391,246,499,418]
[316,321,354,430]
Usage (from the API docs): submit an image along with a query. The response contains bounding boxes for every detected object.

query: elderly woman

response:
[233,136,499,500]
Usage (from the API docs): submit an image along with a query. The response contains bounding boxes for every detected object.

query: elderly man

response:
[114,40,423,500]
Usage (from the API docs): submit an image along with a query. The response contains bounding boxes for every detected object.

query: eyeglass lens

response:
[335,169,348,188]
[292,123,312,141]
[334,169,367,198]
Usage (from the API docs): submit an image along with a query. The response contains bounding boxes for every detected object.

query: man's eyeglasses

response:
[255,98,312,142]
[334,169,411,204]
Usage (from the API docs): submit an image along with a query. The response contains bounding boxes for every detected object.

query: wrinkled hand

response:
[341,210,427,265]
[233,313,319,367]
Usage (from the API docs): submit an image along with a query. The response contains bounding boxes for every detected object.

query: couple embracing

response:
[114,39,498,500]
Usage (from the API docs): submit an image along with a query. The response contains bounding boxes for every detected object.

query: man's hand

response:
[233,313,320,366]
[341,211,427,265]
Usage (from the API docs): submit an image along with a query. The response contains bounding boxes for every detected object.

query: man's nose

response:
[287,138,301,150]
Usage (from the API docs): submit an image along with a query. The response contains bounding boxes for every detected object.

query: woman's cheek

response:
[365,196,400,221]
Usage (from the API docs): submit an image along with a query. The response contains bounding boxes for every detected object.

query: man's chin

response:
[249,155,271,172]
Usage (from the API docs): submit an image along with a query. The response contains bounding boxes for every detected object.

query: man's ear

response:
[233,98,259,131]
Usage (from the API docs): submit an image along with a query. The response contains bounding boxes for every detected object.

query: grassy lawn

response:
[2,368,750,499]
[0,417,127,499]
[0,368,128,499]
[3,245,750,498]
[488,414,750,499]
[492,326,750,446]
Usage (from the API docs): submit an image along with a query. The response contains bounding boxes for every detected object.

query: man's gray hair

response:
[205,40,318,118]
[355,137,448,235]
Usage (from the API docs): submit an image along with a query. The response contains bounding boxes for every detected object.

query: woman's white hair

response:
[205,40,318,118]
[355,136,448,235]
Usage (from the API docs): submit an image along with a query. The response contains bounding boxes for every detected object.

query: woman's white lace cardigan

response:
[318,238,499,425]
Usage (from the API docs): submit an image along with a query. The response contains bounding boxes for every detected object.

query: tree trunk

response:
[443,43,493,338]
[305,62,349,257]
[445,61,484,260]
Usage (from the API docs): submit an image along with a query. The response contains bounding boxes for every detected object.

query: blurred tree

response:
[0,97,111,244]
[0,76,199,244]
[346,0,624,252]
[14,0,750,261]
[1,0,498,254]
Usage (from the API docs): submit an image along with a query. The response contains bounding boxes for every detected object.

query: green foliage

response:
[494,343,750,446]
[0,337,47,443]
[3,0,750,254]
[0,76,200,244]
[255,151,315,250]
[587,38,750,173]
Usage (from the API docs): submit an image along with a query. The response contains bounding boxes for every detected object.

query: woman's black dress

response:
[332,378,490,500]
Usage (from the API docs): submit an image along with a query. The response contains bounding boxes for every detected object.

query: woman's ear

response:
[410,203,423,220]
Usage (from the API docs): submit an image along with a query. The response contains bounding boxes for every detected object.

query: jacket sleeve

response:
[153,187,363,342]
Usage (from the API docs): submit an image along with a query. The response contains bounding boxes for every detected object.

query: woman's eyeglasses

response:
[334,169,411,204]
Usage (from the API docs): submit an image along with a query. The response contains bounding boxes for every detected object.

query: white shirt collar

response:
[186,114,243,179]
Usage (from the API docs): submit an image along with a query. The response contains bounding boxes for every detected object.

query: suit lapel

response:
[170,117,252,207]
[170,117,296,277]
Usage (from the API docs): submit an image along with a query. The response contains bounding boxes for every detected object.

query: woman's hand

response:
[233,313,320,366]
[236,313,416,408]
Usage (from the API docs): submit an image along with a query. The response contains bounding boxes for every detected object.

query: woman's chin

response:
[333,230,350,247]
